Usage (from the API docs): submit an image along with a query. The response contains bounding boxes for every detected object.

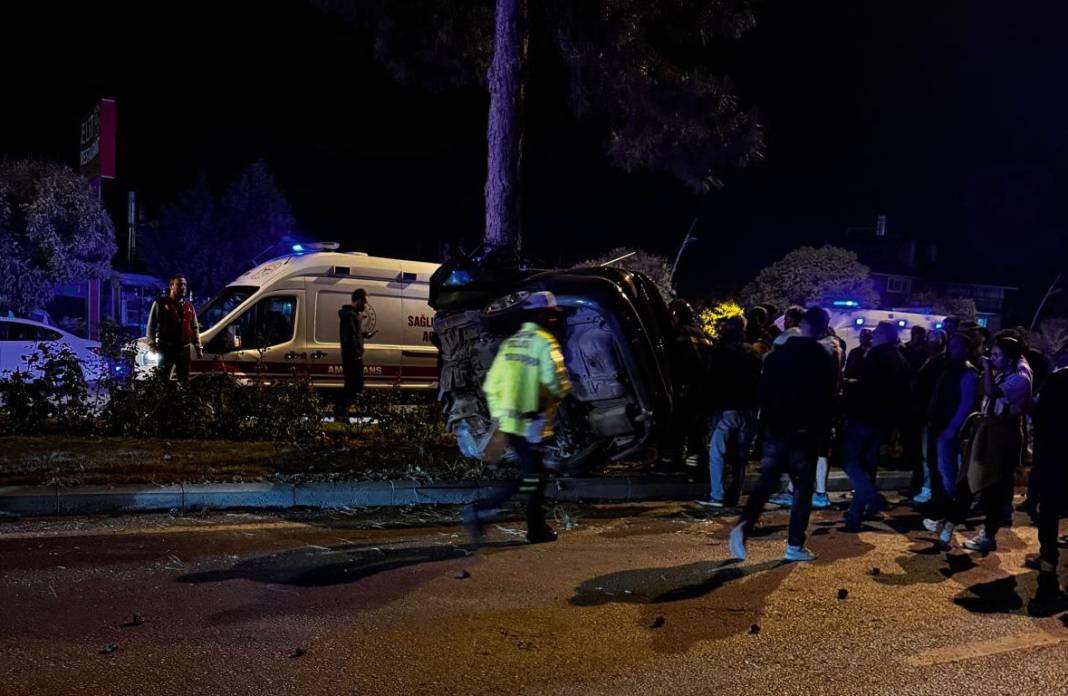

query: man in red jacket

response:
[147,275,203,385]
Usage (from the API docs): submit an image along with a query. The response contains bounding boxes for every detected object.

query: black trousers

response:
[740,430,818,548]
[475,434,548,528]
[950,472,1015,539]
[158,345,190,385]
[1037,451,1068,565]
[335,359,364,417]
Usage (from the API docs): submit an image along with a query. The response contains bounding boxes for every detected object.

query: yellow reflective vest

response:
[483,322,571,440]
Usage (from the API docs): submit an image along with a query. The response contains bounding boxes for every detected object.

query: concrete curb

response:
[0,470,912,518]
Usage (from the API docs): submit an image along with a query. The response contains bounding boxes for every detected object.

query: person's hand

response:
[979,355,992,371]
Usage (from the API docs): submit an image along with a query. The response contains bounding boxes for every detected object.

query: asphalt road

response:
[2,497,1067,696]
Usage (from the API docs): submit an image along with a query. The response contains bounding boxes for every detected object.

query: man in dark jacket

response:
[146,275,203,385]
[698,315,761,507]
[1034,367,1068,578]
[335,288,376,421]
[666,300,714,470]
[841,321,911,531]
[729,307,838,563]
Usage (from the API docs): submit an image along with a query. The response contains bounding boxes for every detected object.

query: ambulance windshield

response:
[198,286,256,331]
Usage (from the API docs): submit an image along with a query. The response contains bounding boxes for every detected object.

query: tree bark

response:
[483,0,527,250]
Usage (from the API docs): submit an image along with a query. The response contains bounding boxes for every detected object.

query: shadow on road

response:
[177,539,524,588]
[954,569,1068,618]
[570,559,782,606]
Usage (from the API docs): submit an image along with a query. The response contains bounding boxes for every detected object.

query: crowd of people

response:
[664,302,1068,580]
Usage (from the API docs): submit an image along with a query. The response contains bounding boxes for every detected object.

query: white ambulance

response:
[136,243,441,389]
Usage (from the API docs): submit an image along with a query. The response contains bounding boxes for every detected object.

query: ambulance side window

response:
[209,296,296,352]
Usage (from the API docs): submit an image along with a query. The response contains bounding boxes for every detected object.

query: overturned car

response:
[430,249,685,471]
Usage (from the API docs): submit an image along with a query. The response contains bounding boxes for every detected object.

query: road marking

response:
[0,520,310,541]
[906,631,1066,666]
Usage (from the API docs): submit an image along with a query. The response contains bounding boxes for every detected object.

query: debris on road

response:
[650,616,665,629]
[120,614,144,628]
[288,648,305,659]
[869,567,881,576]
[455,569,471,580]
[837,588,849,600]
[749,624,761,635]
[98,643,118,655]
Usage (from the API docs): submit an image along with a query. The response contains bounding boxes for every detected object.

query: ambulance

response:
[775,301,947,354]
[135,243,441,389]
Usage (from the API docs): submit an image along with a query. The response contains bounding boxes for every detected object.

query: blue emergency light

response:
[292,244,305,253]
[854,317,865,326]
[832,300,860,308]
[897,319,907,328]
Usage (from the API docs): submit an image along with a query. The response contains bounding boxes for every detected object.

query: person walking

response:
[335,289,376,421]
[947,336,1032,552]
[841,321,911,532]
[921,333,980,543]
[729,307,839,562]
[146,274,203,386]
[697,315,761,508]
[467,291,571,545]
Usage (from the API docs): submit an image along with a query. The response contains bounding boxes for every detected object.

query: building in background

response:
[842,216,1016,331]
[45,99,162,339]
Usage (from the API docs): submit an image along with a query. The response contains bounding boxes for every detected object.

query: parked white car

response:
[0,317,108,383]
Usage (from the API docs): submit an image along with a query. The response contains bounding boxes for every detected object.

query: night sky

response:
[1,1,1065,319]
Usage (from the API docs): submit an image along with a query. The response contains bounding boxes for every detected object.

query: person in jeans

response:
[841,321,911,532]
[769,320,843,510]
[697,315,761,508]
[467,292,571,546]
[921,333,980,542]
[729,307,838,563]
[947,336,1032,552]
[911,329,949,505]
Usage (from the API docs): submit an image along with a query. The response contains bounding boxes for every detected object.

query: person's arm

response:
[539,336,570,398]
[943,371,978,438]
[146,301,159,349]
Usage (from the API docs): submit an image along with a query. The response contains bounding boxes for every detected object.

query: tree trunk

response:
[483,0,527,250]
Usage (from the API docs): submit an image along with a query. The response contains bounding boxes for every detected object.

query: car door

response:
[2,321,42,376]
[201,293,303,383]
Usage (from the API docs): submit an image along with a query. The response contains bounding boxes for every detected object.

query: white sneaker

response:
[729,522,747,561]
[784,545,817,562]
[695,498,725,508]
[963,530,997,552]
[938,522,955,545]
[912,487,932,504]
[923,518,944,534]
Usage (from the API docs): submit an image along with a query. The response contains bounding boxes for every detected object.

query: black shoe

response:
[526,525,558,544]
[842,517,863,533]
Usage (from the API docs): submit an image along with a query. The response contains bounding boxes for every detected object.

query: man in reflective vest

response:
[147,275,203,385]
[467,291,571,545]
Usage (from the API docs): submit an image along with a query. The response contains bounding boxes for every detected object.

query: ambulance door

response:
[201,291,303,383]
[400,264,438,389]
[307,274,405,389]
